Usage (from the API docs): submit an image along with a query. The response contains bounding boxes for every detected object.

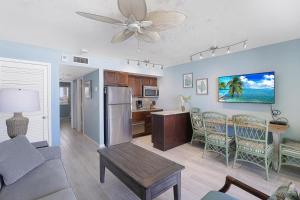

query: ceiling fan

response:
[76,0,186,44]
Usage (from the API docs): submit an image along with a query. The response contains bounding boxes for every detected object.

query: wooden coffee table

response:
[98,143,184,200]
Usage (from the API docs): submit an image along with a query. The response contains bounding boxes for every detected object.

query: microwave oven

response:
[143,86,159,97]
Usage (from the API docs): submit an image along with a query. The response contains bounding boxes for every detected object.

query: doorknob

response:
[42,116,46,119]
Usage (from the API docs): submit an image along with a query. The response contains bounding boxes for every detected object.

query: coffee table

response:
[98,143,184,200]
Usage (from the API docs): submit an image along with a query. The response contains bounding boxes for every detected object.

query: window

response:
[60,87,69,105]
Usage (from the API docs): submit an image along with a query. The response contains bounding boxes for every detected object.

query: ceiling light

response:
[211,50,215,57]
[243,41,247,49]
[199,53,203,59]
[227,47,231,54]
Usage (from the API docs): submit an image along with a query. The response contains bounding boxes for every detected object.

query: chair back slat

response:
[232,115,268,143]
[190,112,203,132]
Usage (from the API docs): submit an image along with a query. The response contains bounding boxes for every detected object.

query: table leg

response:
[143,189,151,200]
[173,173,181,200]
[272,133,281,171]
[100,156,105,183]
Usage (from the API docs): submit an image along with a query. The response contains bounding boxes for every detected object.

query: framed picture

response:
[183,73,193,88]
[196,78,208,95]
[84,80,92,99]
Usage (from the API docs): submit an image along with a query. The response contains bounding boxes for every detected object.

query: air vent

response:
[73,56,89,64]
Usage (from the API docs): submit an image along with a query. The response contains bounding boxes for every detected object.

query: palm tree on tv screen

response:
[226,76,243,97]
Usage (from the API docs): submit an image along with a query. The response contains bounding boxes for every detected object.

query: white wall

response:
[157,39,300,140]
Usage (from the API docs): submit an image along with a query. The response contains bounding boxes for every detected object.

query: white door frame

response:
[0,57,52,145]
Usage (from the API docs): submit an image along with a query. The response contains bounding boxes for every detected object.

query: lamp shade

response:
[0,88,40,113]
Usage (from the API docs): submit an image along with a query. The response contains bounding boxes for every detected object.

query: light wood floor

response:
[60,121,300,200]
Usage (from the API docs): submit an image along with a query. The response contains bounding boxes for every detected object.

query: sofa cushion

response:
[0,175,3,191]
[201,191,238,200]
[38,146,61,161]
[37,188,76,200]
[0,136,45,185]
[0,159,70,200]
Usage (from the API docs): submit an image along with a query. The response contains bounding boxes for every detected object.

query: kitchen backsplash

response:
[132,97,158,110]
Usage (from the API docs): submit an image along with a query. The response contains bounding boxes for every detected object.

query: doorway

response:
[59,64,100,143]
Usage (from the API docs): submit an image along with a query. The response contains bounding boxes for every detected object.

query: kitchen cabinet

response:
[128,75,157,97]
[152,111,192,151]
[132,109,163,138]
[128,75,143,97]
[104,70,128,86]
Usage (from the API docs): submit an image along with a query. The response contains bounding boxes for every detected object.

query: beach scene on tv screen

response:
[218,72,275,103]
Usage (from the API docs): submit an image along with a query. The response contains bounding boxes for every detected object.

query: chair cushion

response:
[0,159,70,200]
[268,182,299,200]
[207,133,233,145]
[201,191,238,200]
[36,188,76,200]
[237,139,273,154]
[0,136,45,185]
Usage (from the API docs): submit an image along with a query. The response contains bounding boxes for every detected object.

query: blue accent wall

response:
[158,39,300,140]
[0,40,61,146]
[83,70,100,143]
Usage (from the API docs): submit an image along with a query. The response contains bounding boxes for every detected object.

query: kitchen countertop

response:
[151,110,189,116]
[132,108,163,113]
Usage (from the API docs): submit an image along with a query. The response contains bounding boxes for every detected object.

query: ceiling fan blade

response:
[145,11,186,31]
[135,31,160,43]
[118,0,147,21]
[76,12,124,25]
[111,29,135,43]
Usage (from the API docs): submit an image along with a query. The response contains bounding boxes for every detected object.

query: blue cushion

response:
[202,191,238,200]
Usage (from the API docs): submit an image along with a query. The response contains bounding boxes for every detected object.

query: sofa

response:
[0,136,77,200]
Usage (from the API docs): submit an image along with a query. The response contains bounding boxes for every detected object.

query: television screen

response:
[218,72,275,104]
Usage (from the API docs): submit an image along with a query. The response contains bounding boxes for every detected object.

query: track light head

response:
[137,61,140,66]
[199,53,203,59]
[190,56,193,62]
[227,47,231,54]
[127,59,130,64]
[211,50,215,57]
[243,41,247,49]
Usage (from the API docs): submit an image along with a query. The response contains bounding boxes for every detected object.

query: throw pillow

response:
[268,182,300,200]
[0,136,45,185]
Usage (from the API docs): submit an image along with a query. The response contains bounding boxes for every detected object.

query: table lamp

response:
[0,88,40,138]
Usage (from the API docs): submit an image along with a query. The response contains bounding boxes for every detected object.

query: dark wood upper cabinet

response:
[104,70,128,86]
[105,70,157,96]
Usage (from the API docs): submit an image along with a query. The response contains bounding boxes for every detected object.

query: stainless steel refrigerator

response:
[104,86,132,147]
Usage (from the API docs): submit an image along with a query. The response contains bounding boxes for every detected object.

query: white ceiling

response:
[1,0,300,66]
[60,65,97,81]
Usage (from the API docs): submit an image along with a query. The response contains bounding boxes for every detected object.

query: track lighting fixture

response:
[190,40,248,62]
[127,58,164,70]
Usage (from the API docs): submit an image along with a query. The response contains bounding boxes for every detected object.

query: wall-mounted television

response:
[218,71,275,104]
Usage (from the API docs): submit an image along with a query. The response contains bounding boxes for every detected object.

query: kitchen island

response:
[151,110,192,151]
